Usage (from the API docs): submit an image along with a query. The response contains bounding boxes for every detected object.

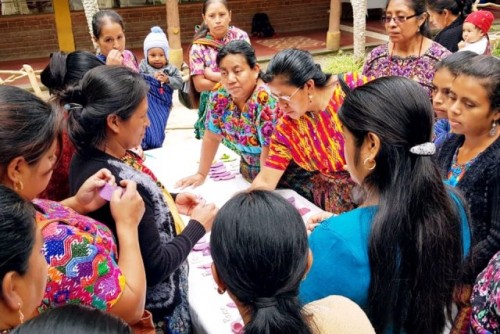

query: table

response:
[145,132,322,334]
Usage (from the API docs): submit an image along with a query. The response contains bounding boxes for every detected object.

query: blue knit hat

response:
[143,26,169,60]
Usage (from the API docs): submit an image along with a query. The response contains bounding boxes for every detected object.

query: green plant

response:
[324,50,365,74]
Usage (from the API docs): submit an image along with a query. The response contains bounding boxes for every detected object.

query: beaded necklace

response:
[387,35,424,81]
[446,148,481,187]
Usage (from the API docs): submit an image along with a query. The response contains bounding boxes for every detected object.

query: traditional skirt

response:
[311,172,356,214]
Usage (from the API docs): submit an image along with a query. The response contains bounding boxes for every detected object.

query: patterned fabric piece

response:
[206,84,281,172]
[266,72,369,174]
[140,74,174,150]
[34,199,125,312]
[362,42,451,96]
[97,49,139,72]
[471,251,500,334]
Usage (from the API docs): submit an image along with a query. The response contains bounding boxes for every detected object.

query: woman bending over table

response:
[251,49,370,214]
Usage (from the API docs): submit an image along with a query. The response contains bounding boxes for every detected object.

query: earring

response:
[217,287,226,295]
[18,302,24,324]
[14,180,24,192]
[363,158,376,170]
[308,95,313,103]
[490,121,497,137]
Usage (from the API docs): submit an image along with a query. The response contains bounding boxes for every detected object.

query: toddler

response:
[458,10,494,55]
[139,26,183,150]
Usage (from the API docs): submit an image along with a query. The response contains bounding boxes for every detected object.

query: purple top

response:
[362,41,451,96]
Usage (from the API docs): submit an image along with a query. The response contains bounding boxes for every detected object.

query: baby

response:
[140,26,183,90]
[458,10,494,55]
[139,26,183,150]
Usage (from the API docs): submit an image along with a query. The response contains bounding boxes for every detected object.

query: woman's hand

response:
[106,49,124,66]
[111,180,145,231]
[175,192,202,216]
[306,211,334,232]
[68,168,115,214]
[190,200,218,232]
[175,173,206,190]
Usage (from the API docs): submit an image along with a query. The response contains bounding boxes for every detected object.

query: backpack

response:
[251,13,275,38]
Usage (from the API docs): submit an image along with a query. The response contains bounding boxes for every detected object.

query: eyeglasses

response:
[270,86,301,103]
[381,14,419,24]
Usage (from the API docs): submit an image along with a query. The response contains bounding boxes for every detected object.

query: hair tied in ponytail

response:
[64,103,83,112]
[253,297,278,309]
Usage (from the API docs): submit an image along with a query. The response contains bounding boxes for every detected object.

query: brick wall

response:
[0,0,330,61]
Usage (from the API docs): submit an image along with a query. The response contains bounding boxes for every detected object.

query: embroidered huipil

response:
[34,199,125,312]
[363,42,450,96]
[206,84,281,171]
[265,72,369,176]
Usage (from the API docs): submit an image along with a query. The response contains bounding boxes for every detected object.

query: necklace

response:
[387,35,424,81]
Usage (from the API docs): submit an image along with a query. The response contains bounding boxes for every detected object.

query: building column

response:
[326,0,341,50]
[53,0,75,52]
[166,0,183,68]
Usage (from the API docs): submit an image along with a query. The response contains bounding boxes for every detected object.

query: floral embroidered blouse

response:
[471,250,500,333]
[206,84,281,169]
[265,72,369,175]
[362,42,451,96]
[189,26,250,77]
[34,199,125,312]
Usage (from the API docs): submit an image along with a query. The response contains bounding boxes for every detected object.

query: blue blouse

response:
[299,195,471,307]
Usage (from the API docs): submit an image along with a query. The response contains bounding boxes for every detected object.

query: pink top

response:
[189,26,250,76]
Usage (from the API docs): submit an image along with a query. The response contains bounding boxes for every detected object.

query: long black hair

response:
[262,48,332,88]
[12,304,131,334]
[426,0,474,17]
[0,85,61,171]
[41,51,105,97]
[62,66,148,155]
[210,190,312,334]
[92,9,125,39]
[0,185,37,294]
[338,76,465,333]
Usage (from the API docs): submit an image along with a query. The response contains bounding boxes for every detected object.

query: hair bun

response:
[58,85,86,107]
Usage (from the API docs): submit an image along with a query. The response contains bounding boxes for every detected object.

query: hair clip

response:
[409,142,436,156]
[63,103,83,111]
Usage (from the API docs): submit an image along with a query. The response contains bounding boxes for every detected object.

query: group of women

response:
[0,0,498,333]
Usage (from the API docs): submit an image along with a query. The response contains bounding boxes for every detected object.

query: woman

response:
[251,49,370,214]
[177,41,313,200]
[189,0,250,139]
[436,55,499,330]
[64,66,217,333]
[39,50,105,201]
[12,305,131,334]
[363,0,451,96]
[0,85,147,325]
[299,77,471,333]
[210,190,375,334]
[0,186,47,333]
[92,10,138,72]
[432,51,477,146]
[426,0,474,52]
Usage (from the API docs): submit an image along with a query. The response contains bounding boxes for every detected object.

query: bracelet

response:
[197,171,207,178]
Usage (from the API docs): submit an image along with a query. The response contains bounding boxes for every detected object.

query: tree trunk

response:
[351,0,367,60]
[82,0,100,51]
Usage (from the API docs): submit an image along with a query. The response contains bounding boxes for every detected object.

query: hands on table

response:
[175,192,217,232]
